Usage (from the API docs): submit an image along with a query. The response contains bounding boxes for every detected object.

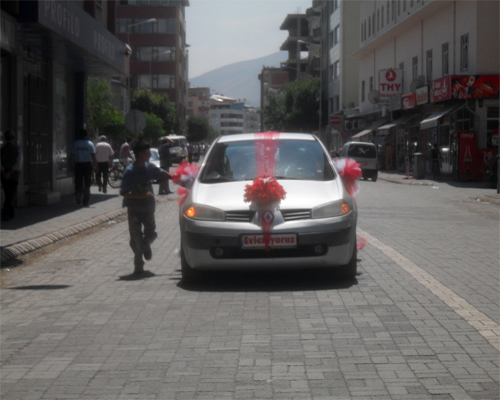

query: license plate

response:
[241,233,297,249]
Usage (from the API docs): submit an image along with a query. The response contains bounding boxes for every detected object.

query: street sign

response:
[125,109,147,135]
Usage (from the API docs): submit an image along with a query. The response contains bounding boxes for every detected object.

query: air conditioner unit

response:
[344,120,358,130]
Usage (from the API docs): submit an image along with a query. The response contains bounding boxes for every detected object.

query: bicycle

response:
[108,161,125,188]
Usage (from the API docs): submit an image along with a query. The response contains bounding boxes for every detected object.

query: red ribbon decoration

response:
[245,132,284,251]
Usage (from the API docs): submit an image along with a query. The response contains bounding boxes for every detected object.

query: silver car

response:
[179,133,358,281]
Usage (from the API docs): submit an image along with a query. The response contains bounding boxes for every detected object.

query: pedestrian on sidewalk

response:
[1,130,20,221]
[71,129,97,207]
[158,136,174,195]
[95,135,114,193]
[119,137,134,167]
[120,141,172,274]
[431,143,442,180]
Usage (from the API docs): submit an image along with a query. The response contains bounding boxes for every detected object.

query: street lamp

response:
[150,50,171,88]
[126,18,156,112]
[298,39,322,136]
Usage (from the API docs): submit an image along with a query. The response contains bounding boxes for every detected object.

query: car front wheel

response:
[181,244,200,282]
[340,246,357,279]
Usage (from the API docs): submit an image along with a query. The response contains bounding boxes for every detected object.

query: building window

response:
[333,0,339,12]
[442,42,449,76]
[426,49,433,81]
[398,0,401,15]
[333,25,340,45]
[333,96,340,112]
[369,76,374,91]
[333,61,340,79]
[377,10,380,31]
[368,16,371,37]
[460,34,469,71]
[403,0,407,12]
[392,0,396,21]
[361,80,365,102]
[412,56,418,80]
[381,7,384,28]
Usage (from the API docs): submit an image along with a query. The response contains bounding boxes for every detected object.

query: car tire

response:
[181,244,199,282]
[372,173,378,182]
[340,246,357,279]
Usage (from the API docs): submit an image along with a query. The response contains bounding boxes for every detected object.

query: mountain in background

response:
[189,51,288,107]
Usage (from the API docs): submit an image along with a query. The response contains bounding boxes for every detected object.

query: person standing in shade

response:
[120,137,134,167]
[120,141,172,274]
[1,130,20,221]
[95,135,114,193]
[71,129,97,207]
[158,136,174,195]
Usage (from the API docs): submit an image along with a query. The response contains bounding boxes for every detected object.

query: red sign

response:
[330,116,342,126]
[402,93,416,109]
[431,76,452,102]
[451,75,499,99]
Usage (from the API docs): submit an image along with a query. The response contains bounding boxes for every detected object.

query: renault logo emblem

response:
[262,210,274,224]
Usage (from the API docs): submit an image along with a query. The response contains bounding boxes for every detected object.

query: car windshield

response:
[150,150,159,161]
[347,144,376,158]
[199,139,336,183]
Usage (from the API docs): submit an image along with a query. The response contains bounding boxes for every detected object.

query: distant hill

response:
[189,51,288,107]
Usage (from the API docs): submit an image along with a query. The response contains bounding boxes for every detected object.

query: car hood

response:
[190,179,346,211]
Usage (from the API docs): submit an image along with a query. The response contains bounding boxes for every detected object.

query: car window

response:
[347,145,376,158]
[199,139,336,183]
[150,150,159,161]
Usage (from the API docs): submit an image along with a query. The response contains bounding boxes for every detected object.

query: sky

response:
[185,0,313,78]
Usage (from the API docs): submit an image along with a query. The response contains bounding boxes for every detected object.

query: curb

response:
[379,176,434,186]
[1,208,126,265]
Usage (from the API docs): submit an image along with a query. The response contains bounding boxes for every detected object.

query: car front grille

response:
[210,244,327,259]
[225,210,255,222]
[281,209,311,221]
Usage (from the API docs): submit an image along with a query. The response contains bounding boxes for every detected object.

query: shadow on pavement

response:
[177,269,358,292]
[1,193,120,230]
[118,270,157,281]
[7,284,72,290]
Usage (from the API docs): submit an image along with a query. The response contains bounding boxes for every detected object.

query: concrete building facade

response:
[115,0,189,132]
[209,95,260,136]
[350,0,499,179]
[1,0,128,206]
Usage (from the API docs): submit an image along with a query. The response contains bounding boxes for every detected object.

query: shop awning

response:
[351,118,388,139]
[420,104,464,130]
[377,113,419,136]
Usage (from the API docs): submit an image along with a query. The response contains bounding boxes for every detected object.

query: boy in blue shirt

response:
[120,141,172,274]
[71,129,97,207]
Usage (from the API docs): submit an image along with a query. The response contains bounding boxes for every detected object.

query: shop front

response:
[16,0,128,204]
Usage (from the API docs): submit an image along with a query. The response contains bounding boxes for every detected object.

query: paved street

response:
[1,176,499,400]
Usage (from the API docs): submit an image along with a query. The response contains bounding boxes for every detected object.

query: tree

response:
[132,89,177,135]
[86,77,125,139]
[262,77,320,132]
[140,112,166,144]
[186,115,213,143]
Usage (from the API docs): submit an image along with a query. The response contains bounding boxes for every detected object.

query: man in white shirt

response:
[95,135,114,193]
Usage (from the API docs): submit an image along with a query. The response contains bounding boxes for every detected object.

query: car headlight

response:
[183,203,225,221]
[312,200,351,219]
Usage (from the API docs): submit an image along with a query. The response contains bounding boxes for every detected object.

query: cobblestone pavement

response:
[1,174,498,399]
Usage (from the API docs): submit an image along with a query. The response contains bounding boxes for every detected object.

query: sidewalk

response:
[0,185,176,264]
[1,172,498,265]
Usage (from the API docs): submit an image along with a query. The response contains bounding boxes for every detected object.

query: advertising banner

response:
[402,93,416,109]
[431,76,451,102]
[416,86,429,105]
[379,69,403,107]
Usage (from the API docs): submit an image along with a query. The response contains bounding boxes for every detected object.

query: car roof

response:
[216,133,318,143]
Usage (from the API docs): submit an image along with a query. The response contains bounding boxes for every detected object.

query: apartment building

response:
[187,86,210,119]
[258,67,289,131]
[350,0,499,179]
[309,0,361,153]
[1,0,128,206]
[209,95,261,136]
[115,0,189,132]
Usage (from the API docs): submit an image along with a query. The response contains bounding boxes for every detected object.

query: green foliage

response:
[207,125,219,144]
[132,89,177,135]
[262,77,320,132]
[86,77,125,139]
[186,115,212,142]
[138,112,166,143]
